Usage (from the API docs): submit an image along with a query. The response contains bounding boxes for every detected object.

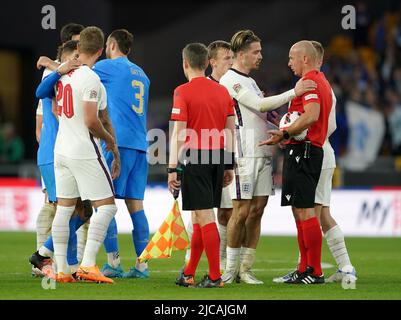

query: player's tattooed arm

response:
[99,108,120,179]
[99,108,116,142]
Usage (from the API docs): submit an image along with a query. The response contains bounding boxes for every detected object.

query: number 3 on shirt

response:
[132,80,144,115]
[56,81,74,118]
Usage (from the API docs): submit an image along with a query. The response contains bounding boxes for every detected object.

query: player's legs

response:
[237,158,272,284]
[101,148,126,276]
[58,155,117,283]
[52,154,81,279]
[315,167,356,282]
[321,207,357,282]
[217,207,232,272]
[238,196,267,284]
[36,199,91,273]
[36,165,57,249]
[52,197,78,277]
[120,150,150,278]
[76,221,89,263]
[123,199,150,278]
[223,199,251,283]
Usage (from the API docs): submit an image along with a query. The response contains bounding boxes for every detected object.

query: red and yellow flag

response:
[138,200,189,263]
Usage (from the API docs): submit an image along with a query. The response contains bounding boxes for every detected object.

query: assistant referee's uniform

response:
[171,77,234,210]
[170,75,234,286]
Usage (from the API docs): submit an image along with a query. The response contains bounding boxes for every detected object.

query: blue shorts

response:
[39,163,57,202]
[104,148,148,200]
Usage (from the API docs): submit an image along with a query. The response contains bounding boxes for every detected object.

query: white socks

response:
[325,225,352,270]
[184,221,193,264]
[39,245,53,258]
[107,252,121,269]
[225,247,240,273]
[81,204,117,267]
[135,259,148,272]
[36,203,56,249]
[76,222,89,263]
[218,224,227,271]
[52,205,75,274]
[239,247,256,274]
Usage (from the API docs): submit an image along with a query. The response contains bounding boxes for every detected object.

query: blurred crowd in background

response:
[271,1,401,158]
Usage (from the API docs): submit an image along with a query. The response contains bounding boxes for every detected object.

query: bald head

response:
[288,40,318,76]
[291,41,318,63]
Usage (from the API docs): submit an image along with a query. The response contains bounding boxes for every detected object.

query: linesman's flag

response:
[139,200,189,263]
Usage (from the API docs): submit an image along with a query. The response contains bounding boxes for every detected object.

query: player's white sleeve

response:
[237,87,297,112]
[82,74,102,103]
[36,100,43,116]
[221,76,296,112]
[99,83,107,110]
[327,90,337,138]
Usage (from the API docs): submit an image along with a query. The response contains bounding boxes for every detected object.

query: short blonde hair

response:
[310,40,324,61]
[79,26,104,55]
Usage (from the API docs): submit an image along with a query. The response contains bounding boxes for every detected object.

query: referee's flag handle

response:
[173,167,183,200]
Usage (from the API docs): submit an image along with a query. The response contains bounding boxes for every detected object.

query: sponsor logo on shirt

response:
[172,108,180,114]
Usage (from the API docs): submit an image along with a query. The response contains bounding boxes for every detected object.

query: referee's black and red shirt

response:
[171,77,234,150]
[288,70,333,147]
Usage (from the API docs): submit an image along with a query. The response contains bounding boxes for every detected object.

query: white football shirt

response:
[54,65,107,160]
[220,68,274,158]
[321,90,337,169]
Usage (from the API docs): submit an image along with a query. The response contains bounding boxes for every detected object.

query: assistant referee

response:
[168,43,235,288]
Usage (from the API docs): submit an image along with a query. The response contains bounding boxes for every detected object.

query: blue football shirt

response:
[37,97,58,166]
[93,57,150,152]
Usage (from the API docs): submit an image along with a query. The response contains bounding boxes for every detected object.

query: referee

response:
[260,40,333,284]
[168,43,235,288]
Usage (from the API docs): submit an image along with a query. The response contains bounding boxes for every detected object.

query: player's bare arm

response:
[259,102,320,146]
[83,101,115,146]
[99,108,120,179]
[223,115,235,187]
[99,108,116,148]
[35,114,42,143]
[168,120,187,193]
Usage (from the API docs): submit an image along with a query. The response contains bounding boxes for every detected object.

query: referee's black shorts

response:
[281,142,323,208]
[180,149,225,211]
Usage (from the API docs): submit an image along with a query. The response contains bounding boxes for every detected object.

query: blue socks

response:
[130,210,149,257]
[103,217,119,253]
[43,215,86,266]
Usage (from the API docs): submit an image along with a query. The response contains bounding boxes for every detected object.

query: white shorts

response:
[230,157,274,200]
[315,167,334,207]
[55,154,114,201]
[220,185,233,209]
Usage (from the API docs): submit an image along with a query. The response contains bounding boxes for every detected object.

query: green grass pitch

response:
[0,232,400,300]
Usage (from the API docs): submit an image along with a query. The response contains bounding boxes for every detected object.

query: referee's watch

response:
[282,130,290,140]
